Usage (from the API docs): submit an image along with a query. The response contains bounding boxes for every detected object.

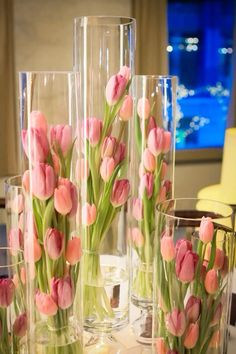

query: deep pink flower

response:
[106,74,127,105]
[175,239,198,283]
[185,296,201,322]
[0,279,15,308]
[32,163,55,200]
[50,124,72,156]
[44,228,64,260]
[35,290,58,316]
[111,179,130,207]
[21,127,49,163]
[114,142,126,165]
[166,309,186,337]
[13,313,27,337]
[50,276,73,310]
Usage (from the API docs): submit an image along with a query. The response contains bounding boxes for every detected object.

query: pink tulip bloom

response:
[52,152,60,174]
[24,235,42,263]
[22,170,30,193]
[101,136,117,158]
[199,216,214,243]
[76,158,89,181]
[8,228,23,254]
[175,239,198,283]
[0,279,15,308]
[66,237,82,265]
[44,228,64,260]
[132,228,144,248]
[214,248,225,270]
[211,302,222,326]
[156,337,168,354]
[119,95,133,121]
[32,163,55,200]
[22,127,49,164]
[111,179,130,207]
[139,173,154,199]
[166,308,186,337]
[114,142,126,166]
[132,197,143,221]
[184,323,199,349]
[86,117,103,146]
[163,131,172,154]
[147,127,165,157]
[54,185,72,215]
[204,269,219,294]
[35,290,58,316]
[50,276,73,310]
[161,236,175,262]
[137,97,150,120]
[56,178,78,217]
[11,194,24,214]
[30,110,47,134]
[13,313,27,337]
[82,203,97,226]
[50,124,72,156]
[147,116,157,136]
[143,148,156,172]
[156,185,167,204]
[106,74,127,106]
[100,157,115,182]
[185,296,201,322]
[161,161,168,180]
[118,66,131,81]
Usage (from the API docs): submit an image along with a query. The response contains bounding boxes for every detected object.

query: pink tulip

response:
[11,194,24,214]
[106,74,127,106]
[156,337,168,354]
[132,228,144,248]
[44,228,64,260]
[22,170,30,193]
[132,197,143,221]
[161,236,175,262]
[0,279,15,308]
[82,203,97,225]
[100,157,115,182]
[211,302,222,326]
[50,276,73,310]
[199,217,214,243]
[111,179,130,207]
[65,237,82,265]
[24,235,42,263]
[8,228,23,254]
[52,152,60,174]
[163,131,172,154]
[32,163,55,200]
[156,185,167,204]
[35,290,58,316]
[22,127,49,163]
[86,118,103,146]
[114,142,126,165]
[209,330,220,348]
[185,296,201,322]
[76,158,89,181]
[101,136,117,158]
[147,116,157,136]
[161,161,168,180]
[137,97,150,120]
[147,127,165,157]
[175,239,198,283]
[184,323,199,349]
[139,173,154,199]
[221,255,229,278]
[214,248,225,270]
[166,309,186,337]
[13,313,27,337]
[50,124,72,156]
[119,95,133,121]
[54,184,72,215]
[204,269,219,294]
[118,66,131,82]
[143,148,156,172]
[30,110,47,134]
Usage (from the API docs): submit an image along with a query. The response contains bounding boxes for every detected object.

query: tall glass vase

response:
[74,16,136,351]
[19,72,83,353]
[128,75,177,345]
[154,198,235,354]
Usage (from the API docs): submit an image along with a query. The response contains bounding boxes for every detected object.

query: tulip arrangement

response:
[21,111,82,353]
[80,66,131,324]
[154,213,234,354]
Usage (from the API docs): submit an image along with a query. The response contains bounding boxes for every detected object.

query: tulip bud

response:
[118,66,131,81]
[132,197,143,221]
[156,185,167,204]
[8,228,23,255]
[101,136,117,158]
[82,203,97,226]
[22,170,30,193]
[211,302,222,326]
[143,148,156,172]
[199,217,214,244]
[119,95,133,121]
[50,124,72,156]
[175,239,198,283]
[156,337,168,354]
[0,278,15,307]
[35,290,58,316]
[139,173,154,199]
[163,131,172,154]
[131,228,144,248]
[114,142,126,165]
[32,163,55,200]
[22,127,49,163]
[100,157,115,182]
[147,116,157,136]
[161,236,175,262]
[147,127,165,157]
[184,323,199,349]
[13,313,27,337]
[214,248,225,270]
[66,237,82,265]
[24,235,42,263]
[166,309,186,337]
[205,269,219,294]
[161,161,168,180]
[86,117,103,146]
[221,255,229,278]
[44,228,64,260]
[52,152,60,174]
[50,276,73,310]
[185,296,201,322]
[105,74,127,106]
[209,330,220,348]
[54,185,72,215]
[111,179,130,207]
[137,97,150,120]
[30,110,47,134]
[58,178,78,217]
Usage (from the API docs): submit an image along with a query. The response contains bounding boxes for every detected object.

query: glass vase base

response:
[84,333,126,353]
[131,310,153,345]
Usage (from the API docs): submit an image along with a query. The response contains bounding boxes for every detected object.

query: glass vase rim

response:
[157,197,234,221]
[5,175,22,190]
[133,74,178,81]
[19,70,75,75]
[74,15,136,27]
[0,247,24,269]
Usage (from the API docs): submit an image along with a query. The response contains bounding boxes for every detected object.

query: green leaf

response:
[207,229,217,271]
[134,113,142,155]
[42,198,54,238]
[65,138,76,178]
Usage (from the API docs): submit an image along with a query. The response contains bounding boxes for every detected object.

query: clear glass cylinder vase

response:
[128,75,177,344]
[154,198,235,354]
[19,72,83,353]
[74,16,136,350]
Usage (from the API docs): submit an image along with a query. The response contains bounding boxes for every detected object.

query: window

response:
[168,0,234,150]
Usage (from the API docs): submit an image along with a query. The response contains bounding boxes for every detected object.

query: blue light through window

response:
[168,0,234,149]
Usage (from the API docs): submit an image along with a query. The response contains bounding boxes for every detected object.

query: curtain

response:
[227,7,236,128]
[0,0,19,177]
[132,0,168,75]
